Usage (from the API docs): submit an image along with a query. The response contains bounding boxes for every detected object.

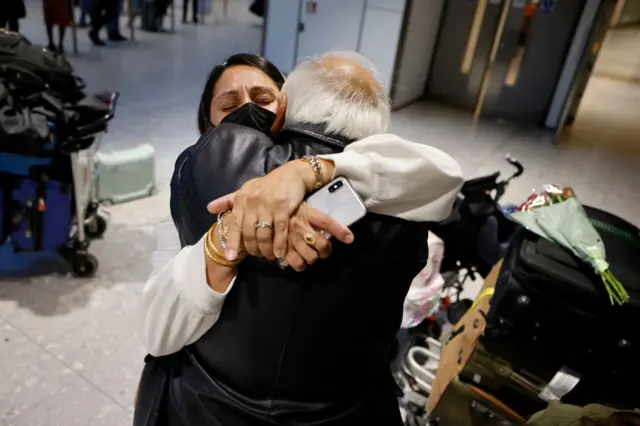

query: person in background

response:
[106,0,127,41]
[43,0,70,53]
[0,0,26,32]
[89,0,118,45]
[78,0,93,28]
[182,0,199,24]
[528,402,640,426]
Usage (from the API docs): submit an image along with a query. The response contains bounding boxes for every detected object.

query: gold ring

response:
[303,231,317,246]
[254,221,273,230]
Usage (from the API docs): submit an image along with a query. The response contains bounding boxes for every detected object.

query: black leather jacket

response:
[136,123,429,426]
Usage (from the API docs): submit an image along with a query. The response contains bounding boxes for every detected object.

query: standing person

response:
[106,0,127,41]
[0,0,26,32]
[89,0,118,46]
[182,0,199,24]
[43,0,71,53]
[78,0,93,27]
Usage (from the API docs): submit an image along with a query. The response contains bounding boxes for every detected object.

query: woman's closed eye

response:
[253,95,276,106]
[221,104,237,112]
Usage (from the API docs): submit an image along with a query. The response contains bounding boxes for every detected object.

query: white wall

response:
[263,0,409,89]
[263,0,301,74]
[391,0,445,108]
[358,0,407,94]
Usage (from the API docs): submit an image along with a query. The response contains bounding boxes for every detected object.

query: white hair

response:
[281,51,390,140]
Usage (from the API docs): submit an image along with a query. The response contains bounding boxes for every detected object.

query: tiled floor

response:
[1,2,639,425]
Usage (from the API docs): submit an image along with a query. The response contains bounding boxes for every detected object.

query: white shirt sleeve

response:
[141,219,236,356]
[319,134,464,222]
[142,135,463,356]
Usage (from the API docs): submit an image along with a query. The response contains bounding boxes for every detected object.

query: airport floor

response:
[0,2,639,425]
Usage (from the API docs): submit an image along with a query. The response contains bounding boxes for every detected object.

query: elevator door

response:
[426,0,504,110]
[481,0,587,123]
[295,0,366,63]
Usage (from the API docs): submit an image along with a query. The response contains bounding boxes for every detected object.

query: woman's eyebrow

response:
[249,86,277,96]
[213,90,239,103]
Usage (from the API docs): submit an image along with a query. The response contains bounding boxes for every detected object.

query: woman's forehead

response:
[214,65,279,96]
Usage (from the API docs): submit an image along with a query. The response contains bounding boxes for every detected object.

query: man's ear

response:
[271,93,287,135]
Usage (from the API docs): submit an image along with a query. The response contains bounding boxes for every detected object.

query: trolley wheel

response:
[85,215,108,239]
[71,253,98,277]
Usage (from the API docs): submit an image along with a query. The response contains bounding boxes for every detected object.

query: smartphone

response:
[306,177,367,228]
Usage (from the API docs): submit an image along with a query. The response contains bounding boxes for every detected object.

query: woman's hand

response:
[283,203,351,272]
[207,159,337,260]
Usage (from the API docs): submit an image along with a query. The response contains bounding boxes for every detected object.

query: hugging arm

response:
[142,127,464,356]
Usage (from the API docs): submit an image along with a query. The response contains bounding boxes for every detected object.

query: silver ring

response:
[254,221,273,230]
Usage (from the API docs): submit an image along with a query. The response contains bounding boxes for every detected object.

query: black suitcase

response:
[484,206,640,411]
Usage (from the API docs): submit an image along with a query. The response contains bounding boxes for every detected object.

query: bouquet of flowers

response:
[510,184,629,305]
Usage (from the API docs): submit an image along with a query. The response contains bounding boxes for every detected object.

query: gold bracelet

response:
[302,155,324,190]
[204,225,244,267]
[208,224,247,263]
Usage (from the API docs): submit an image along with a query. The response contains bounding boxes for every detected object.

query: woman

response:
[43,0,70,53]
[0,0,26,32]
[137,54,463,424]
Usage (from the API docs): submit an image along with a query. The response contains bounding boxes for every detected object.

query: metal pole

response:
[69,0,79,54]
[223,0,228,17]
[126,0,137,41]
[171,0,176,32]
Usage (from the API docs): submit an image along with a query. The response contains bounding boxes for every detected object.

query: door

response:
[426,0,504,110]
[295,0,366,63]
[480,0,588,123]
[557,0,617,129]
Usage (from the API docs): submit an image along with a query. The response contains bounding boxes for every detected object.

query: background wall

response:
[263,0,409,89]
[358,0,407,94]
[263,0,301,73]
[619,0,640,25]
[391,0,445,108]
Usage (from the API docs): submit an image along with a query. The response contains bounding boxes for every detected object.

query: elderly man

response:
[136,52,463,426]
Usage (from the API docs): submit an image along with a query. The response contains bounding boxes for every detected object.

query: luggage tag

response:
[538,367,581,402]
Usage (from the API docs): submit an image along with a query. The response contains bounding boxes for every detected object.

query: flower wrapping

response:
[511,184,629,305]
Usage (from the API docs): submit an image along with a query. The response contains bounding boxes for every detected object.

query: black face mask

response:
[219,102,276,135]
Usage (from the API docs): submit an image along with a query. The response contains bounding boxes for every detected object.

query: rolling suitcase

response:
[4,176,73,252]
[94,143,155,204]
[484,206,640,411]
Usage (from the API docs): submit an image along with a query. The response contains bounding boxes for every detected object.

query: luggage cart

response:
[395,336,442,426]
[57,132,108,276]
[57,92,119,277]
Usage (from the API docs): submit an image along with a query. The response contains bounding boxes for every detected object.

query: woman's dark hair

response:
[197,53,285,134]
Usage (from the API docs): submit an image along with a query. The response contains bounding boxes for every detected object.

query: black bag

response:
[485,206,640,410]
[0,30,84,100]
[0,81,55,157]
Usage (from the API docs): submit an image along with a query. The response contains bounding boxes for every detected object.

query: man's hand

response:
[283,203,354,272]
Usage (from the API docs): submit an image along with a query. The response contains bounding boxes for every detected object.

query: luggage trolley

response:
[51,92,120,276]
[0,89,119,277]
[395,335,442,426]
